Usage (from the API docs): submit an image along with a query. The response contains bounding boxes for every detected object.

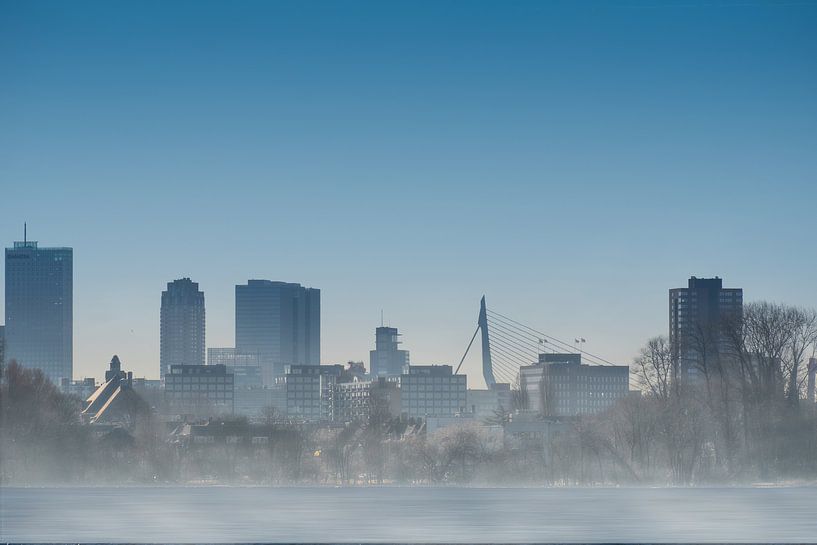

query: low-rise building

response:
[467,383,512,420]
[83,355,150,425]
[164,364,234,418]
[520,353,628,416]
[400,365,467,419]
[285,364,342,421]
[235,384,286,419]
[332,377,401,423]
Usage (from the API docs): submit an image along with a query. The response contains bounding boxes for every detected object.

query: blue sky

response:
[2,0,816,384]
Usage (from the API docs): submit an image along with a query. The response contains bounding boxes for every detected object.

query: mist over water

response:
[1,486,815,543]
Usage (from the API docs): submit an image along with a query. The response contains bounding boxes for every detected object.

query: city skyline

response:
[2,1,816,384]
[1,229,805,388]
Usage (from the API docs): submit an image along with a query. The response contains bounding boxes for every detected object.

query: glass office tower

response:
[235,280,320,385]
[5,237,73,383]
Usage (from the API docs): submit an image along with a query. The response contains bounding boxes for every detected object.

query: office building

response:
[0,325,5,368]
[467,383,512,419]
[332,377,401,423]
[808,358,816,404]
[4,234,72,383]
[236,280,320,384]
[400,365,467,419]
[670,276,743,380]
[160,278,205,379]
[285,364,342,421]
[208,348,262,387]
[520,353,629,416]
[369,326,410,377]
[164,364,234,417]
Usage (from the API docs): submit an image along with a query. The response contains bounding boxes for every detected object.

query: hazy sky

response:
[2,0,816,385]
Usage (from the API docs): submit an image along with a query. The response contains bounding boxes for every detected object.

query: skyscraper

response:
[160,278,205,379]
[235,280,320,384]
[669,276,743,380]
[369,326,410,377]
[4,233,73,383]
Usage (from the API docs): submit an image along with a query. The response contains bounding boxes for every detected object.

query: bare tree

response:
[633,336,674,401]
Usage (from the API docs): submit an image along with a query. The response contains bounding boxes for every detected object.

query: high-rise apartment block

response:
[235,280,320,384]
[160,278,205,379]
[369,326,410,377]
[4,234,73,383]
[669,276,743,380]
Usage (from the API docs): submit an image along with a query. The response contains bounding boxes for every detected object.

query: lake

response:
[1,486,814,542]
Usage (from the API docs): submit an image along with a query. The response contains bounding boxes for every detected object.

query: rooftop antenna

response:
[381,309,384,327]
[24,222,27,243]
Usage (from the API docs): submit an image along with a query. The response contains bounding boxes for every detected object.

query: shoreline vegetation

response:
[2,301,816,488]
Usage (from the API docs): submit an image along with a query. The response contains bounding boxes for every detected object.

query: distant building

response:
[670,276,743,380]
[164,364,234,417]
[208,348,262,387]
[503,412,569,453]
[0,324,5,368]
[61,377,97,400]
[4,234,73,383]
[369,326,410,377]
[467,383,512,419]
[160,278,205,379]
[400,365,467,418]
[520,353,629,416]
[332,377,401,423]
[234,384,286,419]
[285,364,342,422]
[808,358,816,404]
[83,356,150,425]
[236,280,320,384]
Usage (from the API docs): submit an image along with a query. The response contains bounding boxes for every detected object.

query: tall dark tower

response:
[669,276,743,381]
[160,278,205,379]
[235,280,320,385]
[4,229,73,384]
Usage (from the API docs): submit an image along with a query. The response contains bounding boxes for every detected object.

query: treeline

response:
[0,361,171,484]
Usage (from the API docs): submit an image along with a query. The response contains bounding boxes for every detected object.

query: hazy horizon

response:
[2,0,816,384]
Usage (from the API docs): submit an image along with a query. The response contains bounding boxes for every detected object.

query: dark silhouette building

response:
[4,233,73,384]
[235,280,320,385]
[369,326,410,377]
[669,276,743,380]
[160,278,205,379]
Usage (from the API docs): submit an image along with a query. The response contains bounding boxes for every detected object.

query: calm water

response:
[1,486,815,542]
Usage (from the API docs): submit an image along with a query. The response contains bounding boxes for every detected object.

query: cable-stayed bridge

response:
[456,296,629,387]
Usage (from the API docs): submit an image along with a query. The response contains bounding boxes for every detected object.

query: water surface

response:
[1,486,814,542]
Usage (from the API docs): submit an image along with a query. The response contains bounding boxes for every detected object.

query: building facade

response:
[670,276,743,380]
[236,280,320,384]
[520,353,629,416]
[369,326,410,377]
[164,364,234,417]
[332,377,401,423]
[4,237,73,383]
[208,348,262,387]
[160,278,205,379]
[400,365,467,419]
[284,364,342,421]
